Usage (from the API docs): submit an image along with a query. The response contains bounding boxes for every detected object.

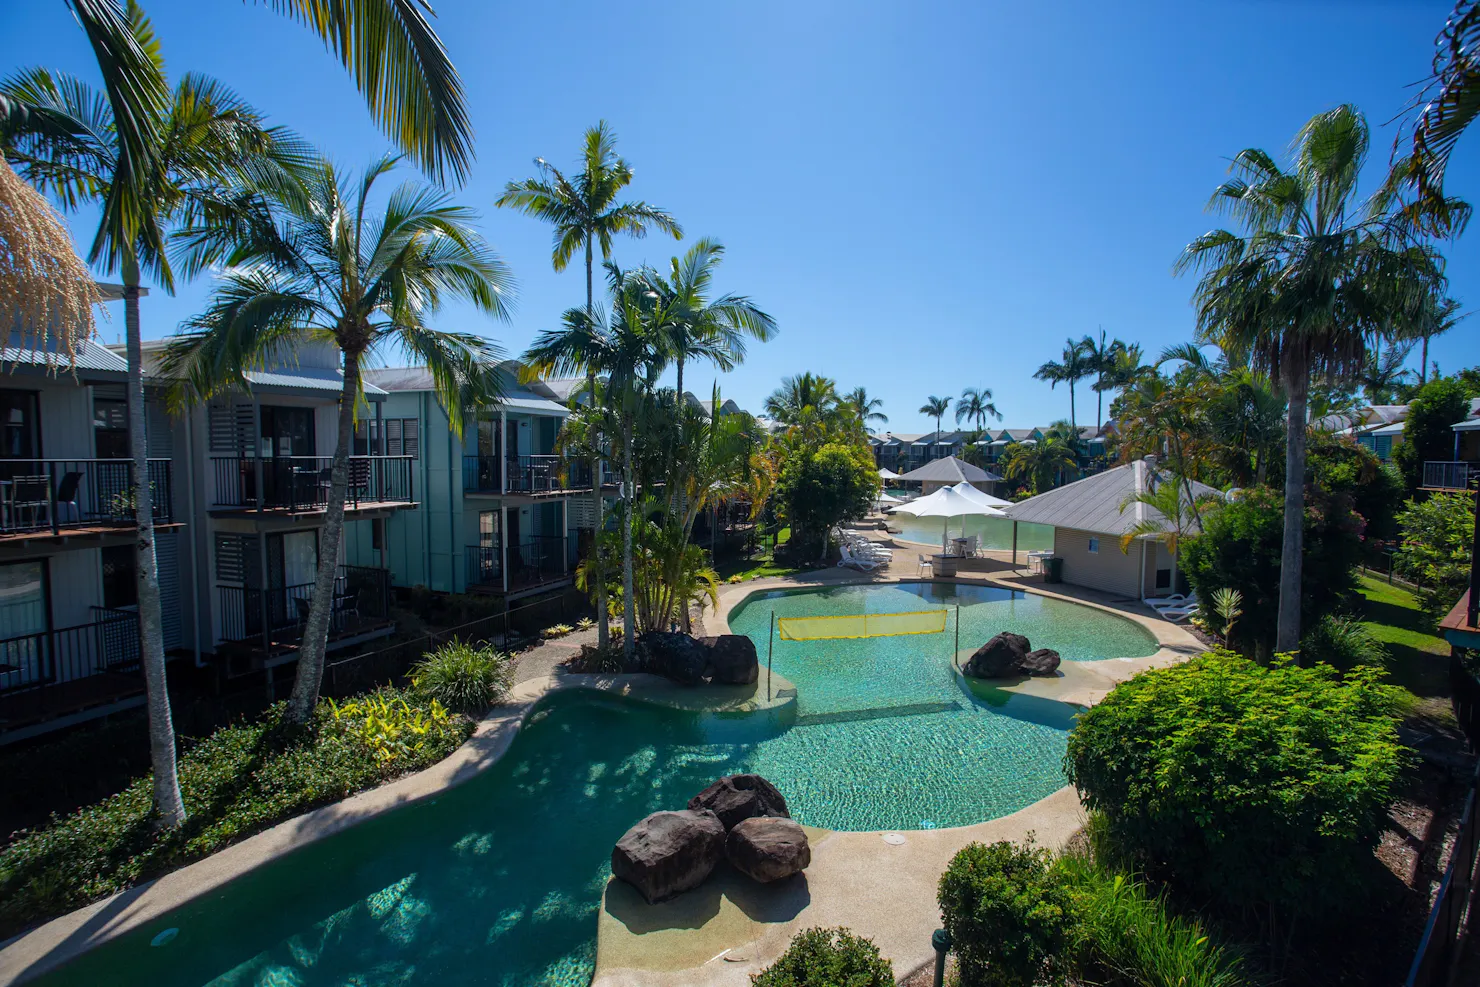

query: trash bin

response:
[1043,557,1063,583]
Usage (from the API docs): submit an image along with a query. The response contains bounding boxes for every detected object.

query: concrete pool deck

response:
[0,568,1200,987]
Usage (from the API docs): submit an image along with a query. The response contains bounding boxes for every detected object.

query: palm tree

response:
[165,155,512,724]
[2,20,307,827]
[999,436,1077,495]
[1097,341,1151,421]
[1206,369,1286,486]
[764,372,839,424]
[644,238,775,399]
[919,395,952,440]
[1116,472,1219,591]
[1034,338,1094,432]
[843,386,887,427]
[1079,329,1118,435]
[955,386,1002,431]
[1411,295,1465,385]
[497,123,679,649]
[1359,343,1415,405]
[1178,105,1441,652]
[0,0,474,184]
[1404,1,1480,209]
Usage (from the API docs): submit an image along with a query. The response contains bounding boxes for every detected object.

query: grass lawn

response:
[1355,573,1453,729]
[714,527,809,583]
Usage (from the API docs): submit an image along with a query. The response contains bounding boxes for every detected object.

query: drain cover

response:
[883,833,906,846]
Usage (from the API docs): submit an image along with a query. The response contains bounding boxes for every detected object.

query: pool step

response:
[794,700,965,727]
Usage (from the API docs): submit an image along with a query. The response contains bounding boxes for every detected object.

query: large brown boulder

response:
[639,632,711,686]
[964,631,1032,678]
[701,635,759,685]
[727,816,811,883]
[611,809,725,904]
[688,774,791,830]
[1020,648,1062,676]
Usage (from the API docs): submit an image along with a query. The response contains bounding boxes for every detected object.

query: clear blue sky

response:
[3,0,1475,432]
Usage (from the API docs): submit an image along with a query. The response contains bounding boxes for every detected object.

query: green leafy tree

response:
[499,122,680,649]
[1395,492,1475,623]
[1393,376,1470,489]
[775,442,877,560]
[1034,337,1095,432]
[1178,104,1441,651]
[165,156,511,725]
[751,927,895,987]
[1064,652,1409,940]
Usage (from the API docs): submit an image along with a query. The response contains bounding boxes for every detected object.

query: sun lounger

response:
[1145,592,1196,609]
[838,543,881,571]
[1157,605,1199,622]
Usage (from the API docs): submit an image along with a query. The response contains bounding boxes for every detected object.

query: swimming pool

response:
[888,514,1055,552]
[25,583,1156,987]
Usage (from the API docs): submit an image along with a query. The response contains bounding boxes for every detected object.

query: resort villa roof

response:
[1005,460,1222,538]
[364,366,566,415]
[5,332,129,377]
[897,455,1004,484]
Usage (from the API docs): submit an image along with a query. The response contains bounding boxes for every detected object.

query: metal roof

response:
[1005,461,1222,537]
[364,367,566,415]
[896,456,1004,483]
[244,367,388,397]
[2,333,129,374]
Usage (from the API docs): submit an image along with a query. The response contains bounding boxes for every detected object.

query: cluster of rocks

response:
[611,774,810,904]
[962,631,1061,679]
[638,632,759,687]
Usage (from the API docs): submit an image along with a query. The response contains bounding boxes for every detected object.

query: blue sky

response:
[3,0,1475,432]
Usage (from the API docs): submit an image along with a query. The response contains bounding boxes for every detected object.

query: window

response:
[1087,537,1099,554]
[1375,435,1393,460]
[0,560,47,640]
[0,390,40,460]
[101,545,137,609]
[353,418,420,458]
[93,385,129,459]
[371,517,385,551]
[1155,568,1171,589]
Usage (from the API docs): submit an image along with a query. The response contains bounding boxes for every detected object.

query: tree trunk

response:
[1069,382,1077,433]
[1276,353,1309,655]
[621,416,636,658]
[286,345,360,723]
[676,357,684,405]
[1420,335,1429,386]
[587,241,609,649]
[124,276,186,829]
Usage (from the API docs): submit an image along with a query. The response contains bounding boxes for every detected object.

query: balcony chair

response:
[9,475,51,529]
[55,471,83,524]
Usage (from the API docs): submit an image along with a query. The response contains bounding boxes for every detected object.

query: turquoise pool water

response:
[888,514,1055,552]
[27,584,1155,987]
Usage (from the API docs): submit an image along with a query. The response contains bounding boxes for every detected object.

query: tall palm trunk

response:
[621,413,635,658]
[1276,353,1308,655]
[1069,382,1077,433]
[124,272,185,828]
[586,241,609,648]
[675,357,684,405]
[1420,335,1430,385]
[287,345,361,723]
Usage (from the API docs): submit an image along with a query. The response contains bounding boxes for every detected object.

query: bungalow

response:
[1423,397,1480,490]
[1004,459,1221,600]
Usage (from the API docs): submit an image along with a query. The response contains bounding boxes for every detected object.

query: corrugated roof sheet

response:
[244,367,388,396]
[364,367,566,415]
[1005,461,1222,537]
[2,334,128,373]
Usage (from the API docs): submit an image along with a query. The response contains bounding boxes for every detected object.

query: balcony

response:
[462,455,589,495]
[210,456,414,513]
[217,564,393,660]
[0,608,143,736]
[465,535,573,595]
[0,459,173,543]
[1423,461,1477,492]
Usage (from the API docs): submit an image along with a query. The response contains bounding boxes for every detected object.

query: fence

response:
[0,459,172,536]
[210,455,413,510]
[322,590,589,698]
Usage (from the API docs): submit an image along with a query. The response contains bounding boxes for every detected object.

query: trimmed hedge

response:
[0,689,471,938]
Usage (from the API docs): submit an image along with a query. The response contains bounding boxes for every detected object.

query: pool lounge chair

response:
[838,543,881,572]
[1157,604,1199,622]
[1145,592,1196,609]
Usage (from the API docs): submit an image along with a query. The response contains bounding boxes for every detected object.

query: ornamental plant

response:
[938,840,1077,987]
[751,927,894,987]
[1063,652,1408,935]
[409,639,515,715]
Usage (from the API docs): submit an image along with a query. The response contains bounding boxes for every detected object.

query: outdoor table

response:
[932,553,960,577]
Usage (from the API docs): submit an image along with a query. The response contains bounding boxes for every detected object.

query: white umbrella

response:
[892,485,1006,554]
[878,467,901,480]
[949,480,1013,509]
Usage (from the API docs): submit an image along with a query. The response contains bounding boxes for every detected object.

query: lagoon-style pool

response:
[25,583,1157,987]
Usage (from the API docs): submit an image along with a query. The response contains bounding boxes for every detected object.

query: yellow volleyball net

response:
[776,609,949,641]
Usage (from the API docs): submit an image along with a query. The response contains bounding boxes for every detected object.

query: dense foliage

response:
[1063,653,1408,931]
[938,840,1077,987]
[0,690,470,938]
[750,927,895,987]
[1394,377,1470,490]
[1300,614,1390,672]
[409,639,515,714]
[774,442,877,557]
[1306,431,1407,542]
[1395,491,1476,623]
[1181,488,1364,657]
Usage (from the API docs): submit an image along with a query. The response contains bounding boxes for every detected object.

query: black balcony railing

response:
[462,454,587,494]
[465,535,569,591]
[0,459,172,537]
[211,456,413,510]
[218,565,391,644]
[1423,460,1477,491]
[0,608,141,723]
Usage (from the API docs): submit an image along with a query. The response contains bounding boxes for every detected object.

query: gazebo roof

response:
[896,455,1004,484]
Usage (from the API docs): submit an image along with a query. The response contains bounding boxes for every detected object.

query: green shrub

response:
[0,689,470,939]
[751,927,894,987]
[1063,652,1408,932]
[1394,491,1475,624]
[1300,613,1389,672]
[938,840,1076,987]
[564,640,631,674]
[1056,853,1245,987]
[1394,377,1470,491]
[409,639,514,714]
[324,692,460,767]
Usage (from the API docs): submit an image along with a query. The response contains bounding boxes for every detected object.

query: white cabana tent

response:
[948,480,1012,509]
[878,467,901,480]
[876,491,904,509]
[892,484,1007,554]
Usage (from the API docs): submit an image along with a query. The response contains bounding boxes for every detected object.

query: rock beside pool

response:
[964,631,1033,678]
[702,635,759,685]
[611,809,725,903]
[1020,648,1062,676]
[727,817,811,883]
[688,774,790,830]
[639,632,711,686]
